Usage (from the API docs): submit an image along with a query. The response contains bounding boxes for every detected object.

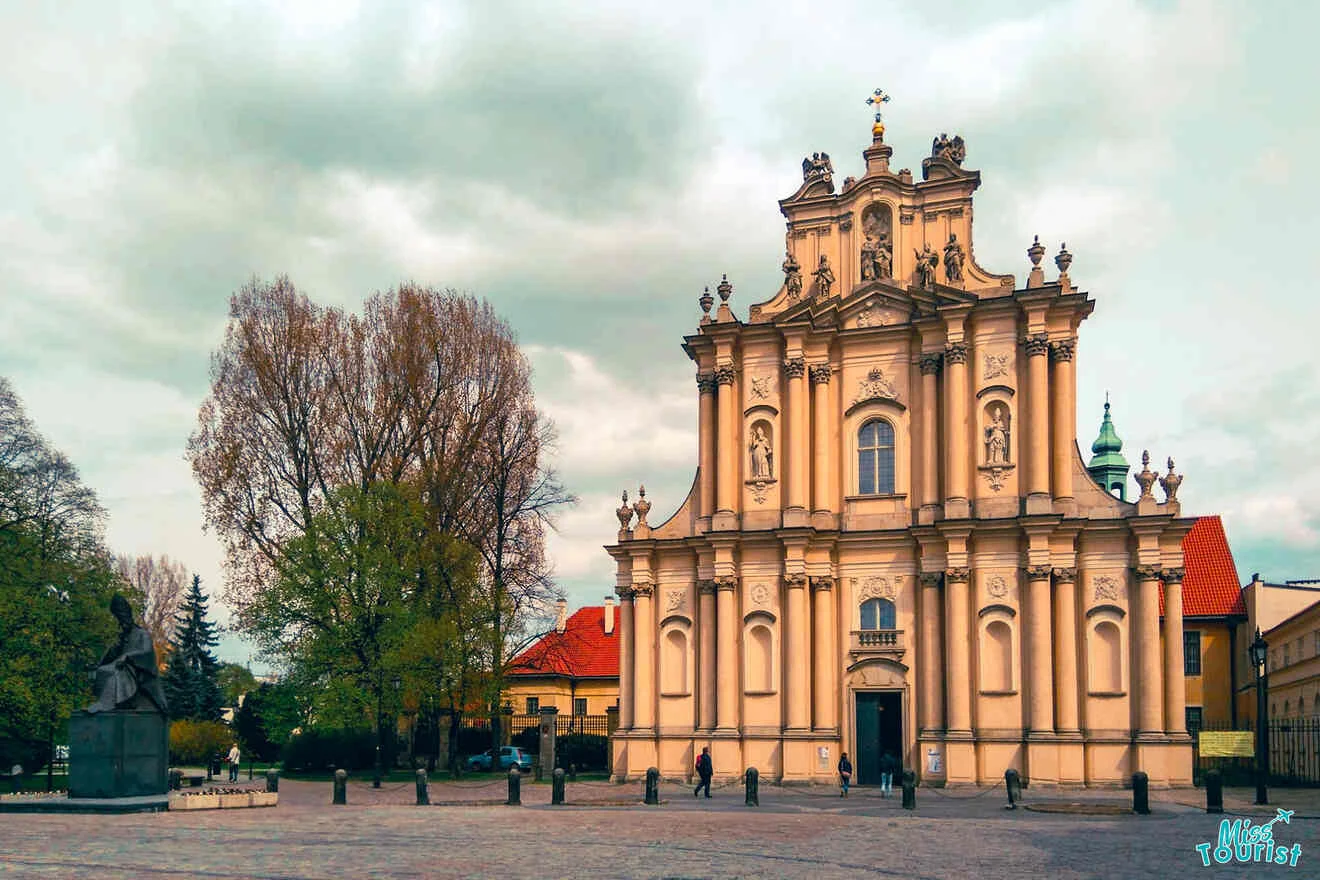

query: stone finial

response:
[1026,235,1046,289]
[699,286,714,321]
[716,274,733,303]
[632,485,651,527]
[616,491,634,530]
[1159,457,1182,504]
[1055,242,1073,283]
[1134,449,1157,499]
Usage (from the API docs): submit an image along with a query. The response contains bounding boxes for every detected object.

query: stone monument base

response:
[0,794,168,814]
[68,710,168,799]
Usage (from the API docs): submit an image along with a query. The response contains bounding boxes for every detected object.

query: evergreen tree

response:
[161,575,223,720]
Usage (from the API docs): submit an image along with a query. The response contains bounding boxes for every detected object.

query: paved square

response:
[0,779,1313,878]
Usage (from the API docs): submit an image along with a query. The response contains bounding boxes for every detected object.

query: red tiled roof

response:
[507,606,618,679]
[1161,515,1247,619]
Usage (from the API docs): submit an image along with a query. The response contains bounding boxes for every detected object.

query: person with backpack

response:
[879,750,898,798]
[693,746,713,798]
[838,752,852,797]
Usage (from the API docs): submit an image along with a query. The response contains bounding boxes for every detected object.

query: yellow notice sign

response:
[1198,731,1255,757]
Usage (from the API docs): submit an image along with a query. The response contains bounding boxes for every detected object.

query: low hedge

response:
[281,728,375,772]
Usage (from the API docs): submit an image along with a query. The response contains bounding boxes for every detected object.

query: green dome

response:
[1088,400,1127,468]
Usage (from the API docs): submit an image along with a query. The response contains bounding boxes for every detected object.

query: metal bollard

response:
[569,762,577,782]
[169,769,182,791]
[1132,771,1150,815]
[744,767,759,807]
[265,769,279,793]
[333,769,347,805]
[901,770,916,810]
[416,769,429,805]
[534,757,543,783]
[248,759,253,782]
[644,767,660,805]
[1004,768,1021,809]
[552,768,566,805]
[506,766,521,805]
[1205,769,1223,814]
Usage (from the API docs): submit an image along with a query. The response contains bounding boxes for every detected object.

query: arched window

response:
[746,624,774,692]
[983,620,1013,692]
[661,628,688,695]
[858,419,895,495]
[860,598,896,630]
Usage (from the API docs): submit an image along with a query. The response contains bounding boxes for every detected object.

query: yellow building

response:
[607,108,1204,788]
[505,600,620,717]
[1232,577,1320,724]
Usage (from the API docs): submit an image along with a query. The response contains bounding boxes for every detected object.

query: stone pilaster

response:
[943,343,969,517]
[1163,567,1187,735]
[1025,333,1051,512]
[714,366,737,523]
[919,354,942,518]
[1051,567,1080,734]
[944,567,971,733]
[1025,565,1055,735]
[1133,565,1164,736]
[696,372,717,522]
[784,573,810,730]
[1049,340,1075,506]
[810,577,835,730]
[715,577,739,731]
[617,587,634,730]
[697,579,717,731]
[809,365,832,519]
[784,358,808,523]
[919,571,945,732]
[631,582,655,731]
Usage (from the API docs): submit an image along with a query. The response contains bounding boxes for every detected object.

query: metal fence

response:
[1192,717,1320,787]
[508,714,611,738]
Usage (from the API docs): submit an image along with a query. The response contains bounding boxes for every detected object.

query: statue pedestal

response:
[69,710,168,799]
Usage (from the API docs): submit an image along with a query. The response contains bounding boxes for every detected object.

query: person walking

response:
[693,746,713,799]
[838,752,852,797]
[879,750,897,798]
[227,743,241,783]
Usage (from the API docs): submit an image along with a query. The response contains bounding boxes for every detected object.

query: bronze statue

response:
[87,594,167,714]
[943,234,966,283]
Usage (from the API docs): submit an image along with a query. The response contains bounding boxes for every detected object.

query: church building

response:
[606,103,1196,787]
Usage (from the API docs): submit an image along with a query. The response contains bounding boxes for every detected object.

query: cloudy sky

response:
[3,0,1316,666]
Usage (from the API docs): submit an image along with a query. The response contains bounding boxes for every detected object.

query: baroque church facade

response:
[607,109,1195,787]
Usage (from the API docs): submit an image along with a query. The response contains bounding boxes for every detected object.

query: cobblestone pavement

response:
[0,778,1313,879]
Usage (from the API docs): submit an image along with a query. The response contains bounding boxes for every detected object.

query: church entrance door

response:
[854,690,902,785]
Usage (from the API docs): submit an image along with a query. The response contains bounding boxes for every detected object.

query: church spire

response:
[1087,394,1130,500]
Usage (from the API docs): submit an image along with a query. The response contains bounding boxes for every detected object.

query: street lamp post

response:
[1249,628,1269,806]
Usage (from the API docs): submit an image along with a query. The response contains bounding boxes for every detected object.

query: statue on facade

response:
[801,152,834,185]
[782,251,803,300]
[860,237,878,281]
[813,254,835,298]
[749,427,773,479]
[874,236,892,279]
[87,595,167,715]
[943,234,966,283]
[914,242,937,289]
[985,407,1010,465]
[931,133,967,165]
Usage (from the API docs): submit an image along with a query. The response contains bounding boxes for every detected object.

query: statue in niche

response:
[943,234,966,283]
[749,426,773,479]
[860,237,878,281]
[984,405,1010,466]
[782,251,803,300]
[813,255,835,298]
[874,237,892,279]
[914,242,937,289]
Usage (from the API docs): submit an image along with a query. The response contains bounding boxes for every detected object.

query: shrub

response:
[281,728,374,773]
[556,733,607,771]
[169,719,233,765]
[512,725,539,754]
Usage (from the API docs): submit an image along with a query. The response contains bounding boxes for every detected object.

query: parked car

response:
[466,746,533,772]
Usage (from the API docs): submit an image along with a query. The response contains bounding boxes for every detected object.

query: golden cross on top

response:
[867,89,891,138]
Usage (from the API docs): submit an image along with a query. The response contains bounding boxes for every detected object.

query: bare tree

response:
[112,554,188,666]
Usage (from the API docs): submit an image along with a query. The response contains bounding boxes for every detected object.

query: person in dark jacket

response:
[838,752,852,797]
[693,747,713,798]
[879,751,898,797]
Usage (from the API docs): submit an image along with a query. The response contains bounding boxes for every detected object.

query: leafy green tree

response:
[217,662,257,707]
[0,377,123,773]
[161,575,224,721]
[233,679,306,762]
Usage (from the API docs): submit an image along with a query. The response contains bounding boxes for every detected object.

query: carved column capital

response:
[697,578,717,596]
[944,567,970,584]
[1024,333,1050,357]
[714,576,738,592]
[1131,564,1163,581]
[631,582,654,598]
[784,358,806,379]
[919,353,943,375]
[919,571,943,588]
[616,586,635,602]
[1162,567,1186,586]
[1049,338,1075,363]
[810,576,834,592]
[715,365,736,386]
[783,572,808,590]
[1025,565,1053,581]
[1051,567,1078,584]
[696,372,717,394]
[809,364,832,385]
[943,342,968,365]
